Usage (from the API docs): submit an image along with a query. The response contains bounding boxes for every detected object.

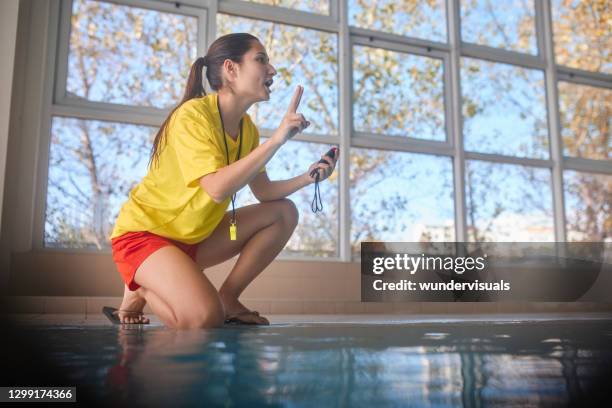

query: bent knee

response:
[277,198,299,228]
[175,304,225,329]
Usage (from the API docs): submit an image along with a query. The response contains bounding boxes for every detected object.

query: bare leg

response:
[131,245,225,329]
[195,199,299,324]
[115,198,298,326]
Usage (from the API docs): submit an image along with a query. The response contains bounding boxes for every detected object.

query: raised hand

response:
[273,85,310,144]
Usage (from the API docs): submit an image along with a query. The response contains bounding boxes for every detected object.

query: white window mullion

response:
[33,0,63,250]
[50,103,167,127]
[339,0,351,261]
[352,133,454,157]
[564,157,612,175]
[464,151,553,169]
[539,0,567,242]
[258,129,340,145]
[448,0,466,242]
[54,0,73,105]
[329,0,338,22]
[557,68,612,90]
[460,42,545,70]
[350,26,450,53]
[206,0,217,95]
[198,1,210,63]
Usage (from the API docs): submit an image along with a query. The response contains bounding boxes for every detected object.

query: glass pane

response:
[558,81,611,160]
[243,0,329,15]
[217,14,338,136]
[564,171,611,242]
[461,58,548,159]
[67,0,198,108]
[466,160,554,242]
[349,0,447,43]
[45,117,155,249]
[461,0,537,54]
[552,0,611,74]
[353,46,446,141]
[350,148,455,254]
[235,139,339,257]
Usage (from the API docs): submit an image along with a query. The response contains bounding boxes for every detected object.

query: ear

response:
[222,59,239,83]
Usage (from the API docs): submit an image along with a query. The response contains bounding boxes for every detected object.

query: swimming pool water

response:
[4,319,612,407]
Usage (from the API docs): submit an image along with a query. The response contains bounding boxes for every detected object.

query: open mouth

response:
[264,79,273,94]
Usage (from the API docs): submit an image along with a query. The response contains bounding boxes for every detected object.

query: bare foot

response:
[218,290,269,325]
[117,285,150,324]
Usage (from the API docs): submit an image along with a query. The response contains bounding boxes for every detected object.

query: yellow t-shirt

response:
[110,93,266,244]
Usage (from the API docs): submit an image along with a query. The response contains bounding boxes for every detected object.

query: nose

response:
[269,64,277,77]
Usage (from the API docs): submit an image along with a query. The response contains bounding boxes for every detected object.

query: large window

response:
[461,58,548,159]
[552,0,611,74]
[349,0,447,42]
[465,161,554,242]
[564,171,611,242]
[41,0,611,259]
[558,82,610,161]
[353,45,446,141]
[66,0,197,108]
[350,148,455,252]
[45,118,155,249]
[460,0,537,54]
[45,0,203,250]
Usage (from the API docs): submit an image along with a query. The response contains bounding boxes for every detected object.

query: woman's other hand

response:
[305,148,339,184]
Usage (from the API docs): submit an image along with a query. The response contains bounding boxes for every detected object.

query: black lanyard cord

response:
[310,147,337,213]
[311,172,323,213]
[217,96,243,224]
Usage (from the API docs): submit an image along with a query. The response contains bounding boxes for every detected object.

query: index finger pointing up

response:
[287,85,303,113]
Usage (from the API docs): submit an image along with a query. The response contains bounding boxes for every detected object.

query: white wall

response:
[0,0,20,234]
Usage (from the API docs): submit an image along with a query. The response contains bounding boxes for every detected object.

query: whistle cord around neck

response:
[217,96,243,225]
[311,172,323,213]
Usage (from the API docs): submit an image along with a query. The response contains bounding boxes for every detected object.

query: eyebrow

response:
[256,52,269,59]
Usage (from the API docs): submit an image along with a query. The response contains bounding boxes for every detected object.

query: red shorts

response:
[111,231,199,291]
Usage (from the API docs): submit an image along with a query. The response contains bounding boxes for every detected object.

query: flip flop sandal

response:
[224,310,268,326]
[103,306,149,325]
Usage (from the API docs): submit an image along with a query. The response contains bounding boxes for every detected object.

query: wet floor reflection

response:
[11,320,612,407]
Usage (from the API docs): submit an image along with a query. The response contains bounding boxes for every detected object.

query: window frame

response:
[459,0,541,57]
[53,0,210,120]
[36,0,211,253]
[32,0,612,261]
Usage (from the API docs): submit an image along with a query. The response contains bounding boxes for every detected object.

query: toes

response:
[118,313,148,324]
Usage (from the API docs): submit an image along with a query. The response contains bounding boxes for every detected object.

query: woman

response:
[104,33,338,328]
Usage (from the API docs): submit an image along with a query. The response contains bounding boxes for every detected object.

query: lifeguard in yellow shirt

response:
[103,33,338,328]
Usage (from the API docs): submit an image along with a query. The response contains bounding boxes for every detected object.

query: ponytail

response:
[148,57,208,169]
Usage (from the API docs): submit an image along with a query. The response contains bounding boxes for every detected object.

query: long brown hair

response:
[148,33,260,169]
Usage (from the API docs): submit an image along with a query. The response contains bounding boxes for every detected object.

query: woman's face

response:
[229,41,277,102]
